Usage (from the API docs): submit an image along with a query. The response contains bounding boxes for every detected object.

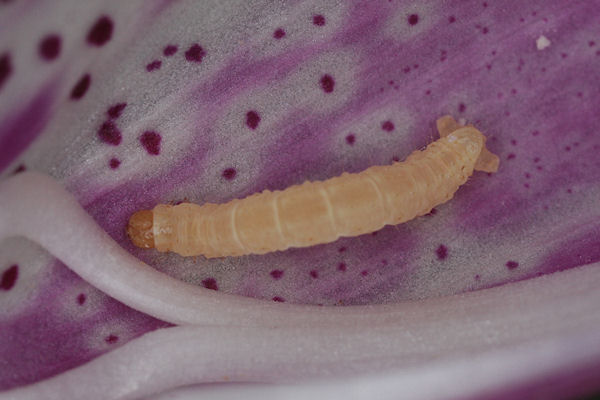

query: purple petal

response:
[0,0,599,398]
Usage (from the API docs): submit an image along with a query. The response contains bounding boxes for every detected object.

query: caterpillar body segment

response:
[127,116,499,258]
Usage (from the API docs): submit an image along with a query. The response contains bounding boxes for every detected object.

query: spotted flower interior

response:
[0,0,599,398]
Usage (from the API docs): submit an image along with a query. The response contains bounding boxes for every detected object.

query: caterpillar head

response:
[127,210,155,249]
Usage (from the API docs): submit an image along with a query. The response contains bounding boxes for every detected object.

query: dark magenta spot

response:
[449,16,456,23]
[77,293,86,305]
[1,264,18,290]
[338,246,346,252]
[140,131,161,155]
[270,269,284,280]
[107,103,126,119]
[70,73,91,100]
[345,134,355,145]
[474,274,481,281]
[320,74,335,93]
[146,60,161,72]
[163,45,178,57]
[201,278,218,290]
[531,130,540,136]
[185,43,205,63]
[436,244,448,260]
[506,260,519,270]
[97,121,122,145]
[360,270,369,276]
[482,27,489,34]
[222,167,237,180]
[309,270,319,279]
[458,103,466,113]
[313,14,326,26]
[590,41,596,47]
[381,120,395,132]
[105,334,119,344]
[273,28,286,39]
[109,158,121,169]
[246,110,260,130]
[507,153,516,160]
[425,208,437,216]
[403,66,410,73]
[39,34,61,61]
[511,139,517,146]
[87,16,114,47]
[338,262,346,271]
[272,296,285,302]
[13,164,26,174]
[408,14,419,25]
[0,53,11,91]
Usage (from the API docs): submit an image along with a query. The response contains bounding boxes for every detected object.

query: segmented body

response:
[128,116,499,258]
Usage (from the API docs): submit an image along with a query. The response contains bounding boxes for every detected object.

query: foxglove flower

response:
[1,1,599,399]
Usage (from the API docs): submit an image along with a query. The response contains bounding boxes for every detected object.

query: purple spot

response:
[0,53,11,91]
[403,66,410,73]
[436,244,448,260]
[309,270,319,279]
[272,296,285,302]
[222,168,237,180]
[163,45,178,57]
[246,110,260,130]
[270,269,284,280]
[105,334,119,344]
[449,16,456,23]
[506,260,519,270]
[77,293,86,305]
[345,134,356,145]
[140,131,161,155]
[407,14,419,25]
[338,247,346,253]
[201,278,218,290]
[107,103,126,119]
[482,27,489,34]
[511,139,517,146]
[531,130,540,137]
[320,74,335,93]
[426,208,438,216]
[1,264,18,290]
[507,153,516,160]
[360,270,369,276]
[97,121,122,146]
[87,16,114,47]
[381,120,395,132]
[39,34,61,61]
[338,262,347,272]
[13,164,26,174]
[273,28,286,39]
[70,73,91,100]
[146,60,161,72]
[313,14,326,26]
[474,274,481,281]
[458,103,466,113]
[109,158,120,169]
[590,41,596,47]
[185,44,205,63]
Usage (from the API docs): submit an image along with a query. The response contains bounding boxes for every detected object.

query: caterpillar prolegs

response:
[128,116,499,258]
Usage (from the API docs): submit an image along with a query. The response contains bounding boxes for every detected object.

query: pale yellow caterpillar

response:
[128,116,499,258]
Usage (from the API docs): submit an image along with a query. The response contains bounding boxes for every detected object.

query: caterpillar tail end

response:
[127,210,155,249]
[436,115,499,173]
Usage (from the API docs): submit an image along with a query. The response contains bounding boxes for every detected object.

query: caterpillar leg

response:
[436,115,499,173]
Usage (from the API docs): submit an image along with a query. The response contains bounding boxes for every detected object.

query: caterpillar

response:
[128,115,499,258]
